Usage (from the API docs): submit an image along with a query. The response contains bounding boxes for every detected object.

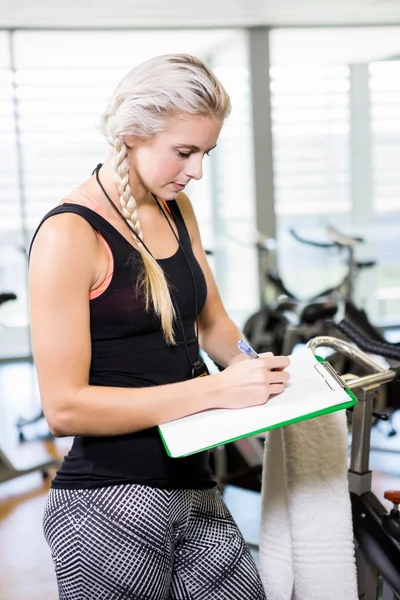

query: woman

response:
[29,53,290,599]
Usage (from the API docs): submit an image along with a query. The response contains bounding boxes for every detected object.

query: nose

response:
[184,155,203,181]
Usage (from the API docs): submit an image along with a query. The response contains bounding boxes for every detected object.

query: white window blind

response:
[0,31,29,333]
[369,61,400,320]
[271,64,351,217]
[270,63,352,300]
[11,29,235,234]
[16,66,122,230]
[0,28,248,356]
[211,35,259,325]
[0,37,19,236]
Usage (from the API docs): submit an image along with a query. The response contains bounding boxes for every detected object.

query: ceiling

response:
[270,26,400,63]
[2,0,400,29]
[2,1,400,64]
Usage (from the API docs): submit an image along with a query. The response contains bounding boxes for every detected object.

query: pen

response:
[238,340,259,359]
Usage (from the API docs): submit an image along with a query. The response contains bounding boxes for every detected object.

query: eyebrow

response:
[176,144,217,152]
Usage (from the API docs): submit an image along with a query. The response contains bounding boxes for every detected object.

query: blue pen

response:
[238,340,259,359]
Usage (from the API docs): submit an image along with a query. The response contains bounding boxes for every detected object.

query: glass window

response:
[209,33,259,326]
[270,62,351,301]
[0,28,251,358]
[0,32,29,339]
[370,61,400,321]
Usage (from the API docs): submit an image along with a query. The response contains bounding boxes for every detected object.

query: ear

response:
[124,135,135,149]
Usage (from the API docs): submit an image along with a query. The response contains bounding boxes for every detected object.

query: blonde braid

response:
[112,138,143,243]
[112,137,176,344]
[102,54,231,344]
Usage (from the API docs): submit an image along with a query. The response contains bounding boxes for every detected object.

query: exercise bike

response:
[213,322,400,598]
[309,320,400,600]
[244,224,400,421]
[0,292,59,483]
[244,224,377,357]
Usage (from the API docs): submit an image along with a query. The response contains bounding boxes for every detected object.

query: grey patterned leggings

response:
[43,484,266,600]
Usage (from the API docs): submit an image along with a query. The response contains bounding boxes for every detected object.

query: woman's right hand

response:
[216,352,291,410]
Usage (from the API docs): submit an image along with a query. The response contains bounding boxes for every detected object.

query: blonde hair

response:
[101,54,231,344]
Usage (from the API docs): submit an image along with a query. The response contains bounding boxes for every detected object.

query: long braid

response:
[112,138,143,243]
[112,137,176,344]
[101,54,231,344]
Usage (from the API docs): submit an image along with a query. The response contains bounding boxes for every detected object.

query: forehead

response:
[161,114,222,148]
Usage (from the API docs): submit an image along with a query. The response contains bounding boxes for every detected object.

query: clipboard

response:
[158,347,357,458]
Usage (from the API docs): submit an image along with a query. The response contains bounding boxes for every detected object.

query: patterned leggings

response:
[43,484,266,600]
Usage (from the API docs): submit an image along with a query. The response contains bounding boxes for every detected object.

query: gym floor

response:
[1,360,400,600]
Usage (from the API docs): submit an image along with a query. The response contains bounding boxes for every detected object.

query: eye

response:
[177,151,191,158]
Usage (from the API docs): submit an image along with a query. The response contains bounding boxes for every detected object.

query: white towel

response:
[259,411,358,600]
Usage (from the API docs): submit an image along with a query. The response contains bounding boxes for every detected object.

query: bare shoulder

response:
[32,211,98,257]
[30,211,100,288]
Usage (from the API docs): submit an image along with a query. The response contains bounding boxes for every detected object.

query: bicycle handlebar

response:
[336,320,400,362]
[326,225,364,247]
[289,228,336,249]
[307,323,400,390]
[290,226,365,250]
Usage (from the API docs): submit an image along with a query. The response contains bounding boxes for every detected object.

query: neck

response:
[98,156,152,209]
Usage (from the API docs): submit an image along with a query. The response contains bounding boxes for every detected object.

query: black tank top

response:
[31,199,215,489]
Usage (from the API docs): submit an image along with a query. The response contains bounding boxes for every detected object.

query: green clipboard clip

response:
[315,354,357,403]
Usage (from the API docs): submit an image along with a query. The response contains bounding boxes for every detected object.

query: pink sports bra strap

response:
[64,190,174,300]
[63,190,114,300]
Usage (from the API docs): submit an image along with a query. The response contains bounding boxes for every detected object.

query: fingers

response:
[268,370,290,385]
[259,351,274,358]
[255,352,291,372]
[260,355,290,371]
[268,383,286,395]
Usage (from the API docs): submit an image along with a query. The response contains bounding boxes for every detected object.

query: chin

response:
[161,191,179,201]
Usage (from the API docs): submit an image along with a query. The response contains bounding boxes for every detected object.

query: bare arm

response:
[176,192,259,367]
[30,212,289,439]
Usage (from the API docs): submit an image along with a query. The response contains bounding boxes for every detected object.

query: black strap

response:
[151,193,200,346]
[93,163,156,261]
[93,163,201,370]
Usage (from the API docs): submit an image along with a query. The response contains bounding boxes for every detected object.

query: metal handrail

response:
[307,335,398,480]
[307,335,397,390]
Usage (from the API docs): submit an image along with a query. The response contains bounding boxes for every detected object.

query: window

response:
[270,62,352,300]
[210,32,259,325]
[0,31,29,337]
[0,28,252,358]
[370,61,400,322]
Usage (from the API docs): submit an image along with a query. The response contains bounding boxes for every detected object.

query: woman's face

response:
[126,114,222,200]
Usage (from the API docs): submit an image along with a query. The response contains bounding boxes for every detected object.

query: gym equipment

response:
[214,321,400,598]
[309,321,400,599]
[0,292,59,483]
